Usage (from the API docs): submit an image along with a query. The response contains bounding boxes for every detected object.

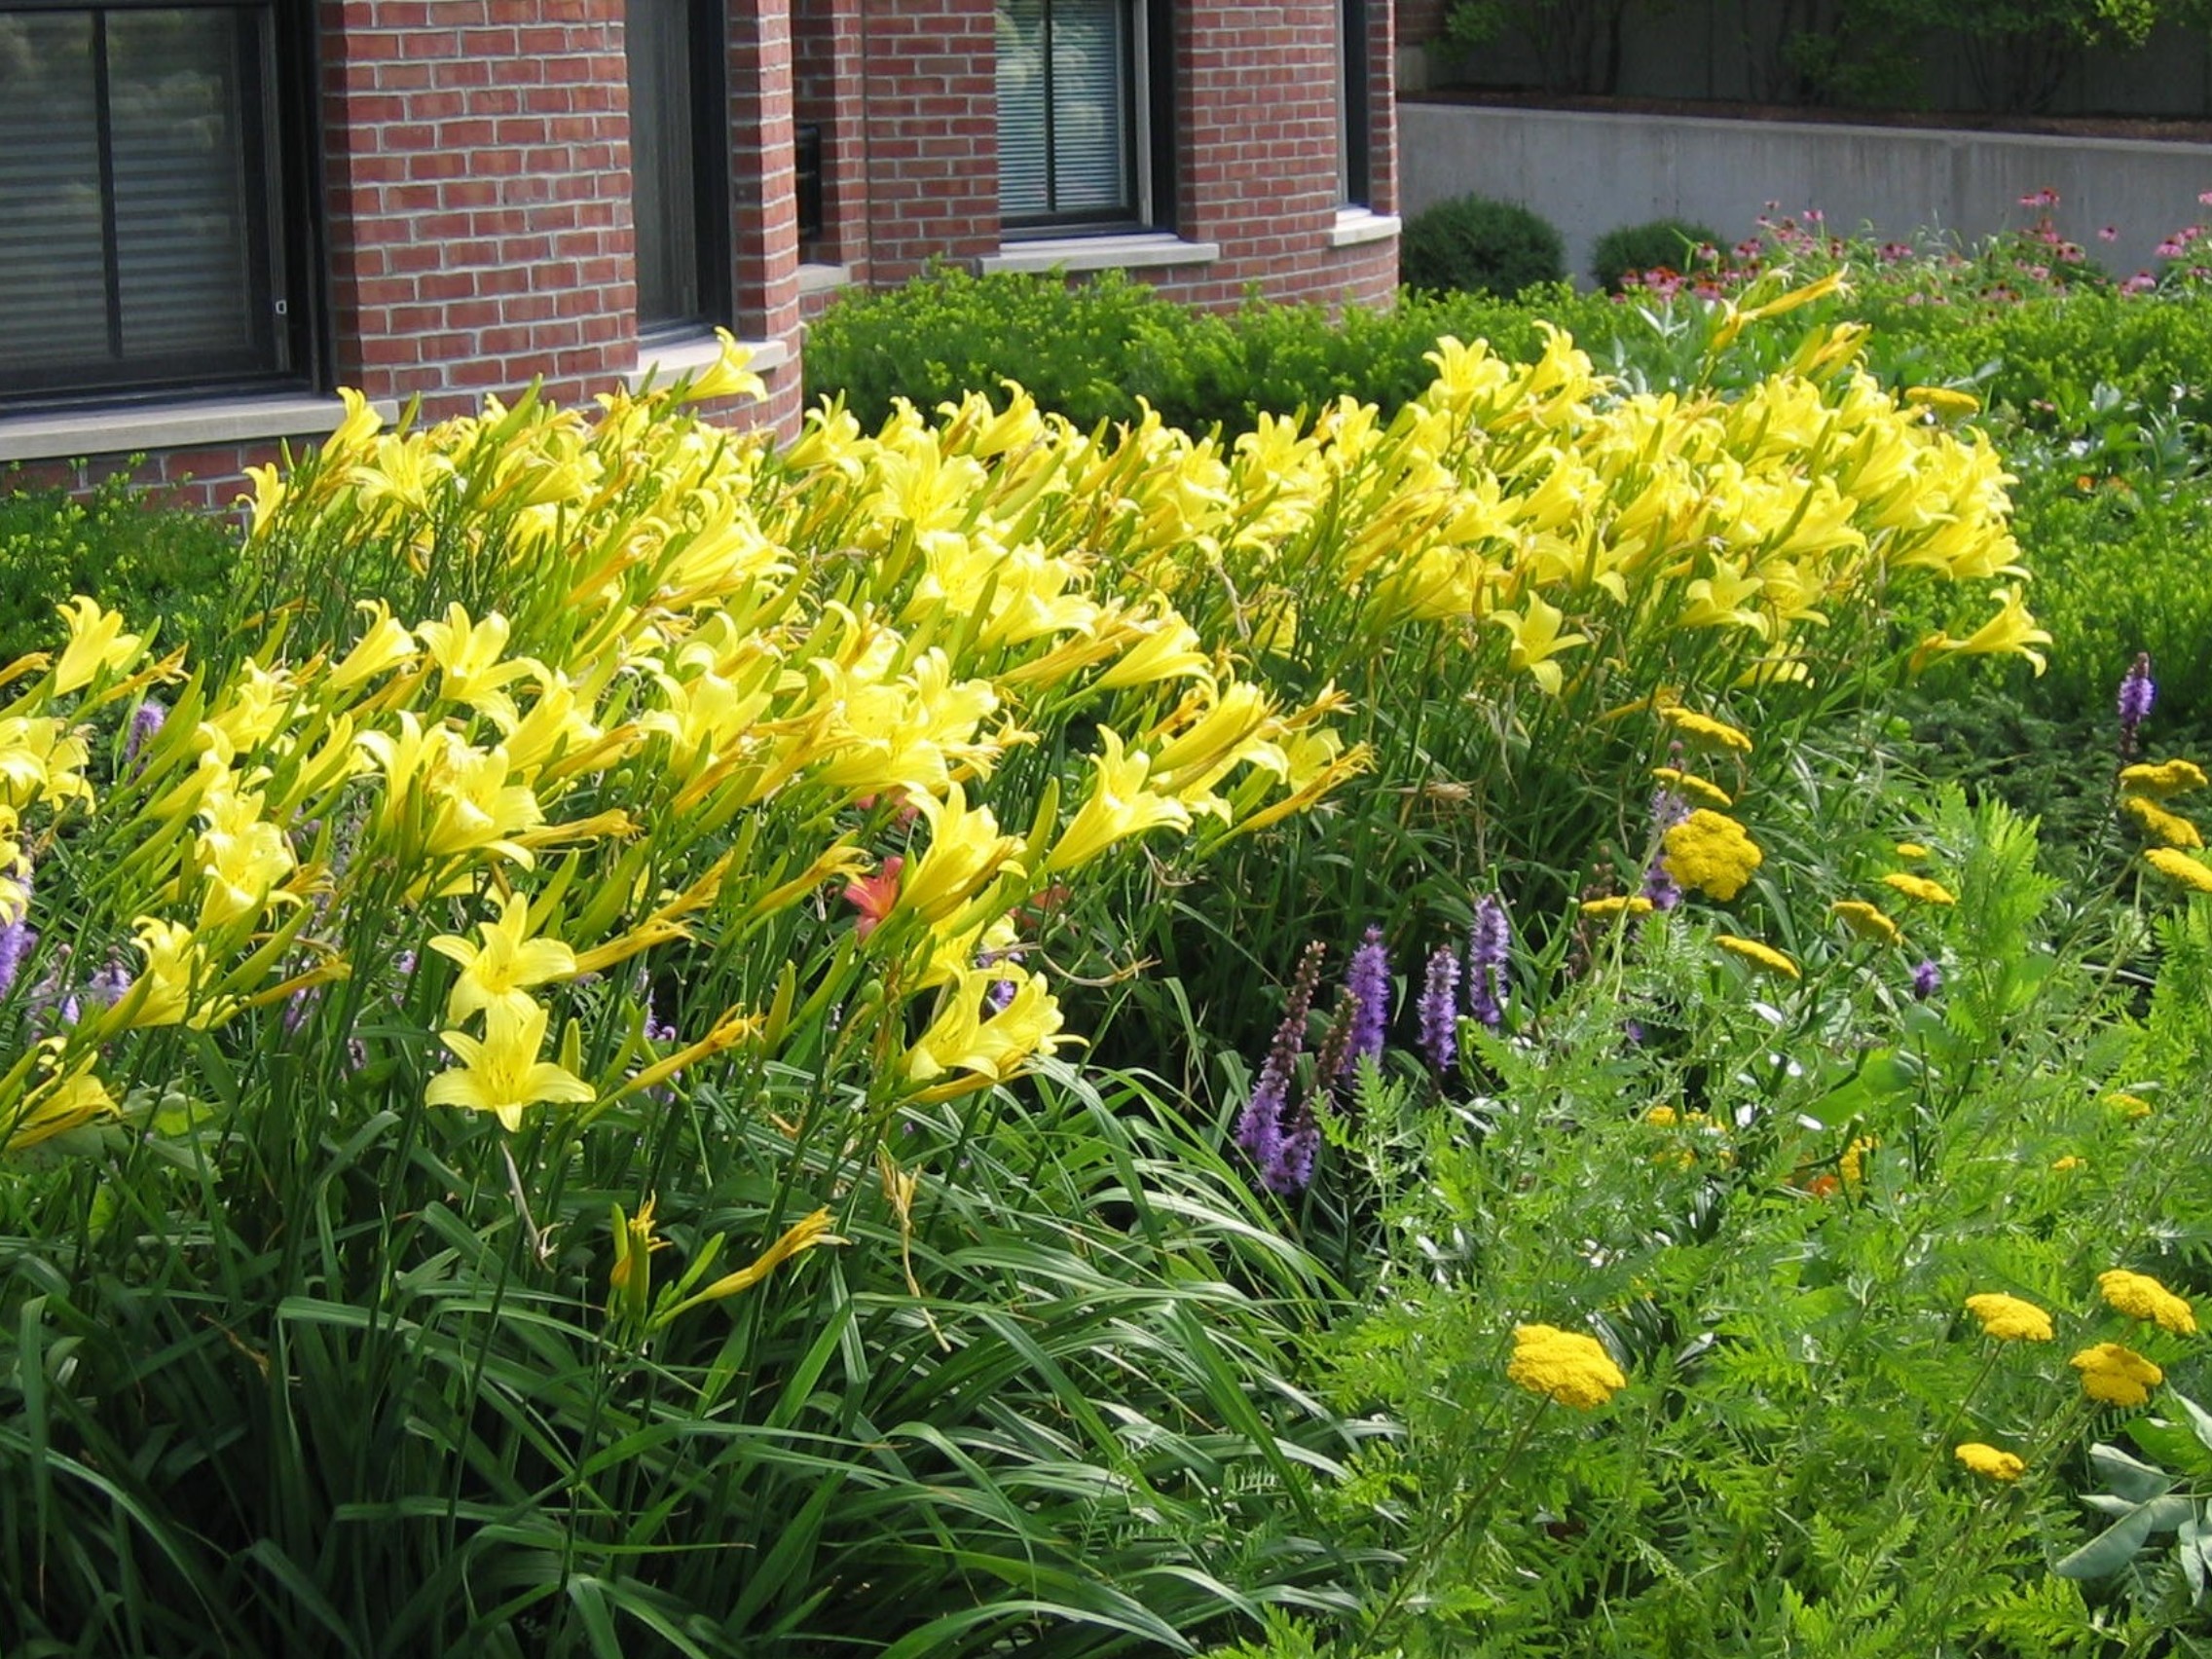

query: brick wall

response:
[855,0,1002,283]
[318,0,642,420]
[794,0,871,275]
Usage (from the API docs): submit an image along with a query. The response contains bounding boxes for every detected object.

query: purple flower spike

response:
[1235,940,1326,1178]
[1418,943,1460,1074]
[2120,652,2156,757]
[0,917,36,1000]
[1468,894,1511,1030]
[1911,958,1942,1001]
[1641,862,1682,912]
[1344,926,1390,1071]
[125,698,168,770]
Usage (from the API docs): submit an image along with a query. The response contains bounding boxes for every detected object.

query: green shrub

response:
[1398,194,1567,298]
[804,267,1620,433]
[1590,217,1724,289]
[0,467,238,659]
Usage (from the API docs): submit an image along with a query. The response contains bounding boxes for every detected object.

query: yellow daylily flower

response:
[1046,728,1192,871]
[1489,592,1589,695]
[418,604,536,731]
[54,597,143,695]
[1910,586,2051,677]
[425,998,593,1131]
[426,888,578,1024]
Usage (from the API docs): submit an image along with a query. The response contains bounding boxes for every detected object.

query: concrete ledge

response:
[1329,207,1403,248]
[798,262,856,296]
[977,233,1223,275]
[625,333,793,393]
[0,393,401,465]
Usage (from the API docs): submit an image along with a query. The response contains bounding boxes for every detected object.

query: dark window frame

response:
[0,0,322,408]
[997,0,1173,240]
[629,0,733,342]
[1339,0,1372,208]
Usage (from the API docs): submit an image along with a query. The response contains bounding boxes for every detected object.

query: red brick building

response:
[0,0,1397,505]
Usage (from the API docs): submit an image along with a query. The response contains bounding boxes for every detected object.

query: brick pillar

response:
[728,0,803,375]
[1177,3,1341,266]
[1368,0,1400,216]
[319,0,640,419]
[859,0,999,285]
[794,0,869,274]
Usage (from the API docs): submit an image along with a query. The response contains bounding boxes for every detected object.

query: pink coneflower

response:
[2099,225,2120,242]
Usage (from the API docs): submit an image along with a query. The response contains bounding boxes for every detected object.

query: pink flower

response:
[2157,239,2186,259]
[2018,186,2058,208]
[1880,240,1912,263]
[2197,189,2212,205]
[2099,225,2120,241]
[2122,271,2157,294]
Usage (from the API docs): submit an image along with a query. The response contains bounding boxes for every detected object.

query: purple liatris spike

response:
[1265,990,1357,1195]
[81,956,131,1014]
[1418,943,1460,1073]
[0,917,35,1000]
[1468,894,1511,1029]
[1344,926,1390,1071]
[2120,652,2157,732]
[1235,940,1326,1174]
[1648,786,1691,830]
[1911,958,1942,1000]
[1641,861,1681,911]
[1268,1108,1320,1195]
[125,698,167,770]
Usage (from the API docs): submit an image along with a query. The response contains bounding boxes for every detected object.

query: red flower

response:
[843,856,903,940]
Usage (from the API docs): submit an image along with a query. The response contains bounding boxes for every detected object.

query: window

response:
[1338,0,1371,207]
[0,0,314,403]
[627,0,730,335]
[996,0,1170,234]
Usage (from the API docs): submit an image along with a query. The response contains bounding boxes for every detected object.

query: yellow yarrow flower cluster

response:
[2098,1270,2198,1335]
[1663,809,1764,902]
[1964,1292,2054,1343]
[1507,1323,1628,1410]
[2072,1342,2164,1408]
[1881,871,1957,906]
[1714,934,1799,979]
[2145,846,2212,894]
[2120,758,2211,851]
[1953,1443,2025,1482]
[1829,899,1901,944]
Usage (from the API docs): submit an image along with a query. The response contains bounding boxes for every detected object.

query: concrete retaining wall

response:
[1400,101,2212,286]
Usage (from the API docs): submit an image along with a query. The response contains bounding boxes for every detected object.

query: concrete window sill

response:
[1328,207,1402,249]
[977,233,1222,276]
[798,262,856,297]
[0,393,401,466]
[626,333,793,393]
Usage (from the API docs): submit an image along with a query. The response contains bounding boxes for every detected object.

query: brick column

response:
[794,0,865,269]
[726,0,805,429]
[1367,0,1400,216]
[319,0,640,419]
[859,0,999,285]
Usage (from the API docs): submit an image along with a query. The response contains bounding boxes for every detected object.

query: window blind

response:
[0,4,278,397]
[997,0,1133,225]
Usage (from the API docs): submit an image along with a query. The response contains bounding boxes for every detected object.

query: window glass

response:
[628,0,727,334]
[0,4,279,397]
[997,0,1135,226]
